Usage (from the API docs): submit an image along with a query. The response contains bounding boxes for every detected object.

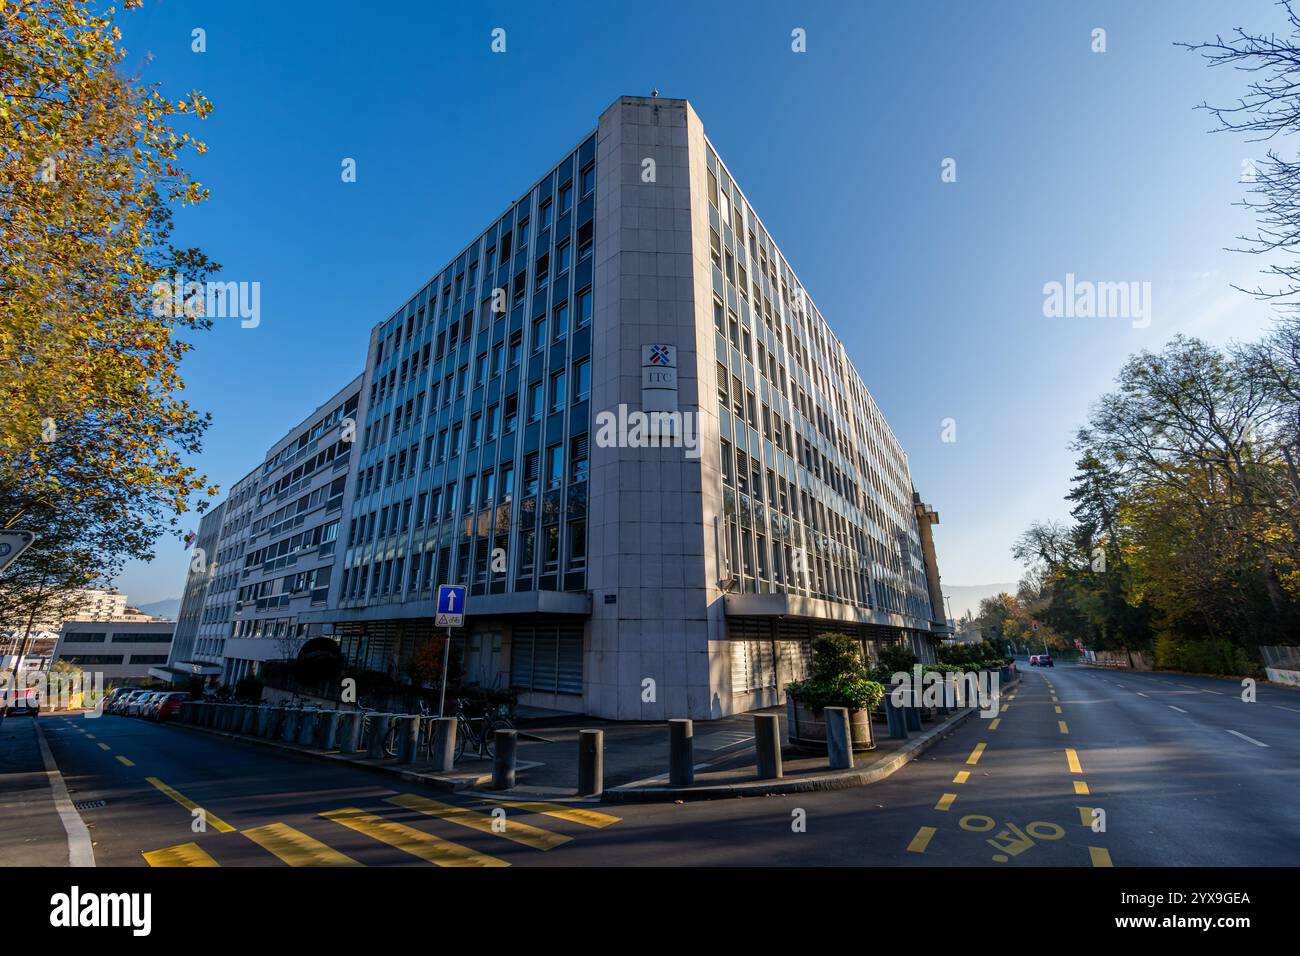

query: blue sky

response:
[111,0,1282,604]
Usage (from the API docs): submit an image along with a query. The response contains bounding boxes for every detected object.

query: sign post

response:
[434,585,466,718]
[0,531,36,575]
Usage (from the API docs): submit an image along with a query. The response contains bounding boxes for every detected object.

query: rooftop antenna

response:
[651,88,659,97]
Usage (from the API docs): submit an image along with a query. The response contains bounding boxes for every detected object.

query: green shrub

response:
[877,643,919,674]
[787,632,885,712]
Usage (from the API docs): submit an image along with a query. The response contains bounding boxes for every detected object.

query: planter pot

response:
[788,698,876,752]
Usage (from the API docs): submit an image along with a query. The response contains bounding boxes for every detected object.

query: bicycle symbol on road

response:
[959,815,1065,862]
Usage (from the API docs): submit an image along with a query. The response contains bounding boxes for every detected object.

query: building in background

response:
[52,620,176,683]
[152,502,226,685]
[1,588,163,670]
[170,95,949,720]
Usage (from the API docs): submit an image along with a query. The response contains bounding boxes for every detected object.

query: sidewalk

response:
[173,698,985,804]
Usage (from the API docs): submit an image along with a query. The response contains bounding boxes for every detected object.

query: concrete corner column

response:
[669,718,694,786]
[577,729,603,796]
[824,706,853,770]
[492,729,517,790]
[430,717,457,771]
[753,713,783,780]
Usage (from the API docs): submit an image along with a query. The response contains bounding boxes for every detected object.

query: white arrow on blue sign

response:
[435,584,466,628]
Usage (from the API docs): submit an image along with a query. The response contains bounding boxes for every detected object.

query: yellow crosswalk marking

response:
[966,743,986,766]
[480,799,621,829]
[386,794,571,850]
[952,771,970,784]
[988,718,1001,730]
[145,776,236,833]
[115,755,134,767]
[1077,807,1093,826]
[1058,721,1070,735]
[907,826,936,853]
[1000,704,1009,713]
[934,793,957,812]
[321,807,508,867]
[144,842,220,867]
[96,743,110,751]
[1054,706,1062,714]
[1066,748,1083,774]
[1089,846,1113,867]
[243,823,362,866]
[1074,781,1090,795]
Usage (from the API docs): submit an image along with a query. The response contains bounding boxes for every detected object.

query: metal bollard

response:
[492,729,517,790]
[397,715,420,764]
[753,713,783,780]
[316,711,342,750]
[268,706,286,739]
[824,706,853,770]
[241,704,258,734]
[577,729,604,796]
[200,703,216,728]
[282,708,300,742]
[256,705,273,737]
[669,718,694,786]
[338,711,363,752]
[366,713,390,758]
[430,717,457,771]
[219,704,236,730]
[297,709,317,746]
[885,693,909,739]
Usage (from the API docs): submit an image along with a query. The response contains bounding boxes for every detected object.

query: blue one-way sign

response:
[435,584,466,628]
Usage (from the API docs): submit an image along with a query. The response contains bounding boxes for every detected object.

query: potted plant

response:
[785,633,885,752]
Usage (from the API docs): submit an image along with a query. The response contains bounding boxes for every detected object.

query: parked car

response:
[1,685,41,716]
[140,692,168,718]
[104,687,140,714]
[125,690,155,716]
[153,692,191,721]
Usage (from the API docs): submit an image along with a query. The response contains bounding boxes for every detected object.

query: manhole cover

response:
[73,800,106,810]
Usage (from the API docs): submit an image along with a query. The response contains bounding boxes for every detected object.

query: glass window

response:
[573,359,590,402]
[576,289,592,328]
[550,370,567,411]
[546,443,563,489]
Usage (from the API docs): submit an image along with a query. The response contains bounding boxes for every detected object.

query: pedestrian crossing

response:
[143,796,621,867]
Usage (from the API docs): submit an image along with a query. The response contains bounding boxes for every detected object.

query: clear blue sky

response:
[111,0,1280,604]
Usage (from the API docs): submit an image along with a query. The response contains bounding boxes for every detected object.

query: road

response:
[24,663,1300,867]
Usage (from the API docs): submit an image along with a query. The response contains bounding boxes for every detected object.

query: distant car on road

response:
[1030,654,1054,667]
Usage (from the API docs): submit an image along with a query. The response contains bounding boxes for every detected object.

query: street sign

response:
[0,531,36,574]
[435,584,466,628]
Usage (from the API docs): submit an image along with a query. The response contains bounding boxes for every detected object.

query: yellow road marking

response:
[1089,846,1113,867]
[387,794,570,850]
[1074,781,1090,795]
[85,734,95,740]
[115,755,134,767]
[1000,704,1009,713]
[143,842,220,867]
[145,776,236,833]
[96,742,110,751]
[320,808,508,867]
[1077,807,1093,826]
[243,823,362,866]
[479,799,620,829]
[1054,706,1062,714]
[1058,721,1069,735]
[1066,748,1083,774]
[934,793,957,812]
[953,771,970,784]
[966,743,986,766]
[988,718,1001,730]
[1008,694,1016,700]
[907,826,936,853]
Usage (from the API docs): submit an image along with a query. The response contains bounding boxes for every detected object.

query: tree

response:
[1,0,217,627]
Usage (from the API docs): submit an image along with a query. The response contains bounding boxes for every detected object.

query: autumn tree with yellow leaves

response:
[0,0,218,632]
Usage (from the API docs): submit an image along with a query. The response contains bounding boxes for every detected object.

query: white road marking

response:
[33,720,96,867]
[1274,705,1300,714]
[1137,692,1149,698]
[1226,729,1269,748]
[1168,705,1188,714]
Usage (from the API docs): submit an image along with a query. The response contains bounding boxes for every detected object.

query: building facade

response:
[54,620,176,683]
[175,95,949,720]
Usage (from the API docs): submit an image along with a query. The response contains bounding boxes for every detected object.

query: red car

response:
[153,692,192,720]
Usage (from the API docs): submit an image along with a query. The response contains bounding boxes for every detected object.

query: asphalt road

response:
[25,663,1300,867]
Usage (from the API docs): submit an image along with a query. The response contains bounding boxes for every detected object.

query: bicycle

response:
[383,700,434,757]
[454,697,506,761]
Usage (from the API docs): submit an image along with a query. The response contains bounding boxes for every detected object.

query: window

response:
[550,370,567,411]
[504,393,518,433]
[570,434,589,483]
[532,316,546,352]
[576,289,592,329]
[523,452,540,495]
[528,382,543,421]
[578,221,593,261]
[573,359,590,403]
[559,181,573,212]
[540,199,553,230]
[568,519,587,570]
[546,443,563,489]
[555,241,571,275]
[553,301,568,340]
[580,164,595,196]
[543,525,560,571]
[508,331,522,366]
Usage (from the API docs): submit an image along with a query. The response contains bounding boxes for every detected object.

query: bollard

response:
[282,708,300,743]
[366,713,390,758]
[338,710,363,752]
[492,729,517,790]
[885,692,909,739]
[669,718,694,786]
[577,729,604,796]
[825,707,854,770]
[297,709,317,746]
[316,711,343,750]
[199,703,214,728]
[218,703,234,730]
[397,715,420,764]
[179,701,194,723]
[430,717,457,771]
[904,696,922,732]
[268,706,287,739]
[753,713,783,780]
[786,695,799,747]
[256,705,273,737]
[240,704,258,734]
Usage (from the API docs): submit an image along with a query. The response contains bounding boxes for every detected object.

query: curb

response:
[602,704,980,803]
[166,720,516,792]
